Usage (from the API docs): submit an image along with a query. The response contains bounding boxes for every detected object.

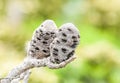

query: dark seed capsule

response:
[73,40,78,43]
[61,48,67,53]
[53,48,58,52]
[39,29,43,33]
[35,47,39,50]
[43,41,47,44]
[36,31,38,33]
[59,29,62,31]
[42,50,47,53]
[45,54,50,57]
[53,52,58,56]
[30,50,34,53]
[61,39,67,43]
[62,59,66,61]
[37,37,41,40]
[47,47,50,50]
[67,28,72,32]
[54,58,60,63]
[32,44,35,47]
[55,58,59,61]
[62,33,67,37]
[67,50,74,59]
[33,40,36,43]
[46,32,50,35]
[51,32,55,34]
[72,36,77,39]
[70,43,77,48]
[57,40,60,43]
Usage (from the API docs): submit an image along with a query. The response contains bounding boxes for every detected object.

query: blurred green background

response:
[0,0,120,83]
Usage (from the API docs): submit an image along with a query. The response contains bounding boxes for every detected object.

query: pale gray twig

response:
[0,55,76,83]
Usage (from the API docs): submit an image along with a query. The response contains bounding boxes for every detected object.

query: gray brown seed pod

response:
[27,20,57,59]
[50,23,80,63]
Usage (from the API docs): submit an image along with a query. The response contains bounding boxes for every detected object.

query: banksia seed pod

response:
[27,20,57,59]
[50,23,80,64]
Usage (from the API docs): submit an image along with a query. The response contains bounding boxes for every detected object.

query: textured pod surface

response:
[27,20,57,59]
[50,23,80,63]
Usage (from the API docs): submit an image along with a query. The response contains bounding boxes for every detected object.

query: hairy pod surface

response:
[27,20,57,59]
[50,23,80,63]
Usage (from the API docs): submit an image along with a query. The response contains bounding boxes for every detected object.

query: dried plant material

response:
[50,23,80,63]
[0,20,80,83]
[27,20,57,59]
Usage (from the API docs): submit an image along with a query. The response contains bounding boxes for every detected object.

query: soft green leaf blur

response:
[0,0,120,83]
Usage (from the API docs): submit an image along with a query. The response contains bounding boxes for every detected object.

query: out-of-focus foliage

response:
[0,0,120,83]
[32,0,68,19]
[0,28,27,52]
[82,0,120,38]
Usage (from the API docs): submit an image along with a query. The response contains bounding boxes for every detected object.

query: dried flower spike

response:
[50,23,80,63]
[27,20,57,59]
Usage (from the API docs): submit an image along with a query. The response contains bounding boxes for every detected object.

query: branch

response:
[0,55,76,83]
